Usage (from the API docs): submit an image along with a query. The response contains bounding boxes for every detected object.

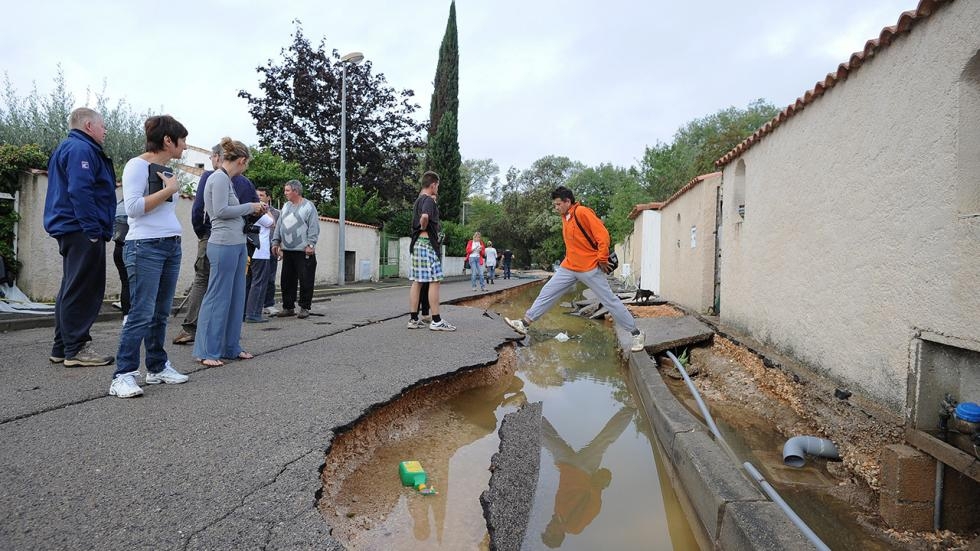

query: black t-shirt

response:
[502,249,513,262]
[410,193,441,253]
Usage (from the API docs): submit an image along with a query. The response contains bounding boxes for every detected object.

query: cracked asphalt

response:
[0,277,534,550]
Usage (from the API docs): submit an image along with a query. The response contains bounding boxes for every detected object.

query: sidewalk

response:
[0,276,536,550]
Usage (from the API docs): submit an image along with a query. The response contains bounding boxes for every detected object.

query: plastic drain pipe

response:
[783,436,840,468]
[664,351,829,551]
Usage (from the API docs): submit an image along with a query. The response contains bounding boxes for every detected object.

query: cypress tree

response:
[430,111,461,221]
[426,1,462,221]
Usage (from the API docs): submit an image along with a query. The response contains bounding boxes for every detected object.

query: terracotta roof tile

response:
[628,201,665,220]
[715,0,951,168]
[318,215,379,230]
[660,172,721,210]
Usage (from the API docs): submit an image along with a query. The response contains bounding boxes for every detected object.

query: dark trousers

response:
[265,256,277,307]
[280,250,315,310]
[112,241,130,314]
[503,261,512,279]
[181,236,210,331]
[53,232,106,357]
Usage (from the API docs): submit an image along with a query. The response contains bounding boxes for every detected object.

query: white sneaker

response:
[263,306,280,315]
[122,315,128,326]
[504,317,528,335]
[109,373,143,398]
[630,331,646,352]
[111,301,122,310]
[429,319,457,331]
[145,361,189,385]
[406,318,424,329]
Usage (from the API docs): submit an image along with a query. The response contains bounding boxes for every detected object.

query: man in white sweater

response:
[271,180,319,319]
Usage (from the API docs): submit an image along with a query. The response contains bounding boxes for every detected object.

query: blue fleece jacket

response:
[43,129,117,240]
[191,170,258,238]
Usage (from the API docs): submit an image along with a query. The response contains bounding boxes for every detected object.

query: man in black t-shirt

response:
[502,248,513,279]
[407,171,455,331]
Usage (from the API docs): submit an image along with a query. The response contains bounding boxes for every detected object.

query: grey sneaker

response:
[109,373,143,398]
[145,361,189,385]
[277,308,296,318]
[406,318,424,329]
[420,315,432,324]
[630,331,646,352]
[297,308,310,319]
[263,306,280,315]
[49,354,65,364]
[64,343,114,367]
[429,319,457,331]
[504,317,528,335]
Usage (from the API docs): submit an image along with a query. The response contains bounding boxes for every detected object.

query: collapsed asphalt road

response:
[0,277,533,550]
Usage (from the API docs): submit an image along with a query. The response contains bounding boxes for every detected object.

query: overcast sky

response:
[3,0,916,172]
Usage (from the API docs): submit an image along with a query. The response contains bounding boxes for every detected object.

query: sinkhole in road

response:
[319,283,699,550]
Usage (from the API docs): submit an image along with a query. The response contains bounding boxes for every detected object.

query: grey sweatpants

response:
[525,266,637,333]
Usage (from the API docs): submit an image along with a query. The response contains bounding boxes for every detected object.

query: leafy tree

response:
[426,2,462,221]
[239,22,426,210]
[0,67,151,174]
[461,157,500,200]
[245,147,308,206]
[640,98,780,200]
[566,163,644,243]
[319,184,382,225]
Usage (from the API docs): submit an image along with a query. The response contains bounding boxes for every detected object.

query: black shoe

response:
[277,309,296,318]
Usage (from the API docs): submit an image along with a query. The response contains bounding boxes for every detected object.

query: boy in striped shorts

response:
[407,171,456,331]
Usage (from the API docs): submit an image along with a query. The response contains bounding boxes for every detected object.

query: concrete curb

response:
[617,327,819,550]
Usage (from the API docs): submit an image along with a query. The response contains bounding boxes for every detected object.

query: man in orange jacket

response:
[504,186,646,352]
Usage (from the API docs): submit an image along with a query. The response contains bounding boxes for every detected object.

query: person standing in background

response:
[271,180,319,319]
[465,231,486,292]
[111,198,130,325]
[244,188,276,323]
[484,240,498,285]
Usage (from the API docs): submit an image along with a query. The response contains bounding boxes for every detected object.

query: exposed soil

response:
[625,302,976,550]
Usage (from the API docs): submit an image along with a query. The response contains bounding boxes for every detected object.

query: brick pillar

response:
[879,444,935,531]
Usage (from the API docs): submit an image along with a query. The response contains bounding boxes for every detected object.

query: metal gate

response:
[379,233,400,278]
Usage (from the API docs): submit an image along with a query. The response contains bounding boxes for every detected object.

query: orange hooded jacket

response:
[560,203,609,272]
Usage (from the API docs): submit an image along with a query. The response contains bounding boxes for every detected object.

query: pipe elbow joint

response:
[783,436,840,468]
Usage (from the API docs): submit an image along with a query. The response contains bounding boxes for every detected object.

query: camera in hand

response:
[147,163,174,202]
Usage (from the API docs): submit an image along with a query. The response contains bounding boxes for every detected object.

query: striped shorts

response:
[411,238,444,282]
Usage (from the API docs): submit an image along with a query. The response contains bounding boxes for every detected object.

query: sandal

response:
[199,358,224,367]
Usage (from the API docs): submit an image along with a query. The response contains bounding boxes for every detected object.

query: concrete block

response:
[670,431,764,539]
[634,316,714,355]
[719,502,819,550]
[628,353,706,449]
[879,444,935,502]
[880,491,933,532]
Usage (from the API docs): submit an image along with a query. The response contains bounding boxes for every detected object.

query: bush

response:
[0,143,47,277]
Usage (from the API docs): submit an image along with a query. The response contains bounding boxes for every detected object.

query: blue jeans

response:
[193,243,247,360]
[468,256,484,289]
[114,236,182,377]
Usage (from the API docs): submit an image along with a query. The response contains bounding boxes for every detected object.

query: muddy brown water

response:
[320,283,699,550]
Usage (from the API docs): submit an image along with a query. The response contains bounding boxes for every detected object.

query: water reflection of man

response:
[541,406,634,548]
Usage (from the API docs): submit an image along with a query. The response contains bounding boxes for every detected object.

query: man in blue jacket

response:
[43,107,116,367]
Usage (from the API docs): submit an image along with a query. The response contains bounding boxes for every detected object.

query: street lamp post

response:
[338,51,364,286]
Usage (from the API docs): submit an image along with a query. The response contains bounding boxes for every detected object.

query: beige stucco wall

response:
[718,0,980,413]
[15,173,380,300]
[659,173,720,313]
